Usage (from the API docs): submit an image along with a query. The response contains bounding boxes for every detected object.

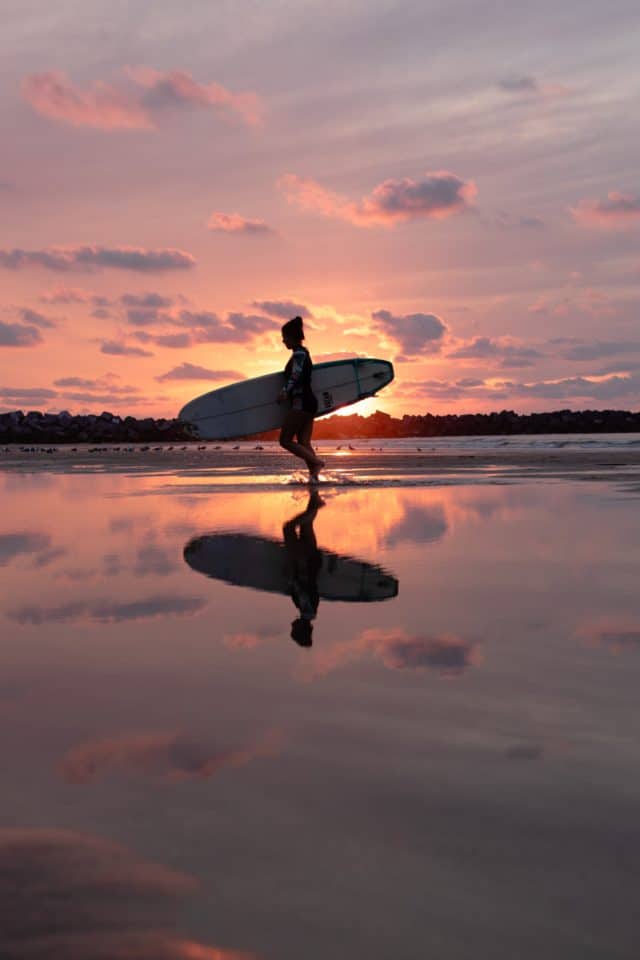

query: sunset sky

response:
[1,0,639,418]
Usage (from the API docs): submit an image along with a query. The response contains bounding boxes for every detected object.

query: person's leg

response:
[280,411,320,470]
[297,415,325,478]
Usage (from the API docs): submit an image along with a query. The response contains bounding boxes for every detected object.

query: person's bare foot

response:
[309,459,325,484]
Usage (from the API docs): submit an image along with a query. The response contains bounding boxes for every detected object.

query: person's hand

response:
[277,389,288,404]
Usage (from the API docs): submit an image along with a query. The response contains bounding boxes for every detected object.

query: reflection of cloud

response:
[384,504,447,547]
[7,595,206,625]
[224,626,282,649]
[134,544,176,577]
[31,546,67,568]
[0,827,254,959]
[505,745,544,761]
[278,170,475,227]
[576,617,640,653]
[0,532,50,565]
[305,627,480,681]
[60,729,281,784]
[363,629,480,675]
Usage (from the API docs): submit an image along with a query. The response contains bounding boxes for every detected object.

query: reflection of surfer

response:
[283,492,324,647]
[277,316,325,483]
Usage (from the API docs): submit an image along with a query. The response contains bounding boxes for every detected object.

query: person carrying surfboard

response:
[278,316,325,482]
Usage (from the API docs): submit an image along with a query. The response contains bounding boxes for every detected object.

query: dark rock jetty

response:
[2,407,640,444]
[0,410,195,444]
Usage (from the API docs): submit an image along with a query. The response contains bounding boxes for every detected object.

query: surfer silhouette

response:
[283,491,323,647]
[277,316,325,483]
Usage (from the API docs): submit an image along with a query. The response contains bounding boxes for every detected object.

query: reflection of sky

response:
[1,472,640,957]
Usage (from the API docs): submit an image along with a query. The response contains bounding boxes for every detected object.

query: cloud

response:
[448,337,543,368]
[508,372,640,400]
[7,594,207,625]
[0,245,196,272]
[132,310,276,348]
[23,68,261,130]
[496,211,545,229]
[0,386,58,407]
[278,170,476,227]
[101,339,154,357]
[0,532,50,566]
[156,362,242,382]
[497,75,570,98]
[208,212,272,234]
[251,299,311,319]
[17,308,57,329]
[121,292,174,308]
[59,729,280,784]
[53,376,138,391]
[23,71,152,129]
[0,827,254,959]
[560,340,640,361]
[40,286,112,305]
[571,192,640,228]
[498,74,539,93]
[0,320,43,347]
[129,66,262,126]
[372,309,446,357]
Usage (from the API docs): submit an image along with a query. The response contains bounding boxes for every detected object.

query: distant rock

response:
[0,410,196,444]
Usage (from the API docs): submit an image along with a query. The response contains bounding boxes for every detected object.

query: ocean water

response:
[1,463,640,958]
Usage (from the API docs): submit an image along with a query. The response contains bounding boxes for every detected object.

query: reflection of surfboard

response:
[179,358,394,440]
[184,533,398,602]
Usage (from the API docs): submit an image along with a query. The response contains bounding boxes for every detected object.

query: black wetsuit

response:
[284,346,318,415]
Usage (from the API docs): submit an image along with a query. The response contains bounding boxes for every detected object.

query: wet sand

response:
[2,447,640,958]
[3,442,640,488]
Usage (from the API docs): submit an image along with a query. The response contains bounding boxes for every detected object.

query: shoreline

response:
[2,443,640,488]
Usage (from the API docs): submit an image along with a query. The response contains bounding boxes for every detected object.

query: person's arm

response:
[283,348,305,395]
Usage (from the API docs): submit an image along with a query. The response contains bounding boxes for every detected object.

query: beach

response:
[1,438,639,959]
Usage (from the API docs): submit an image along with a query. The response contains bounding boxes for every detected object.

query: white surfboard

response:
[179,357,394,440]
[184,532,399,602]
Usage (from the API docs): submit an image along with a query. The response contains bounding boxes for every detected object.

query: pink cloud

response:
[0,245,195,272]
[208,212,272,234]
[571,192,640,228]
[101,339,154,357]
[23,71,152,129]
[0,320,43,348]
[129,67,262,126]
[278,170,476,227]
[23,68,262,130]
[155,362,242,382]
[40,286,112,305]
